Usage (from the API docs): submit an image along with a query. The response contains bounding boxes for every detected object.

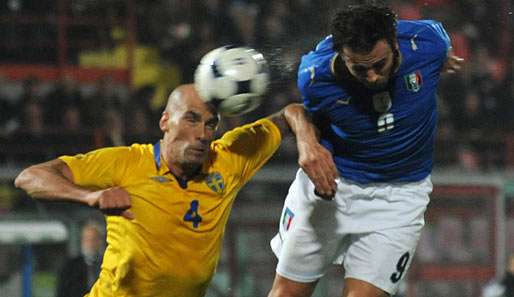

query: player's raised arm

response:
[268,103,338,199]
[14,159,134,220]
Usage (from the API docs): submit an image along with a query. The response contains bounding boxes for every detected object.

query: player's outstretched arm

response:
[268,104,338,199]
[14,159,134,219]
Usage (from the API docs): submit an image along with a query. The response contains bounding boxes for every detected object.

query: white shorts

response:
[270,169,432,295]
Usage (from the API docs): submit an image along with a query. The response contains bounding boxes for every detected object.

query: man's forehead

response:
[170,91,217,117]
[183,108,218,120]
[343,40,391,64]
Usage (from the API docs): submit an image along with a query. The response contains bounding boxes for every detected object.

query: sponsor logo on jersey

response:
[404,71,423,92]
[150,176,173,183]
[205,172,225,194]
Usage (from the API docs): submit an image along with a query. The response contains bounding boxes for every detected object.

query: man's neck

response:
[167,161,201,181]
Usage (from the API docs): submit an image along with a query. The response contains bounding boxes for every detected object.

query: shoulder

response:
[397,20,451,54]
[95,143,151,159]
[213,118,280,151]
[127,143,153,158]
[60,143,151,168]
[298,36,337,89]
[298,36,350,112]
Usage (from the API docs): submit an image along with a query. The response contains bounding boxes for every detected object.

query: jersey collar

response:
[153,140,164,172]
[330,53,339,76]
[153,140,211,187]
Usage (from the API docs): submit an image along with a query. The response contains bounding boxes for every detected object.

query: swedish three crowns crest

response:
[205,172,225,194]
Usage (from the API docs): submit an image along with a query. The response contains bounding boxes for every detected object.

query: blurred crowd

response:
[0,0,513,172]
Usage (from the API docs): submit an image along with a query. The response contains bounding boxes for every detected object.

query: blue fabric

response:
[297,20,450,184]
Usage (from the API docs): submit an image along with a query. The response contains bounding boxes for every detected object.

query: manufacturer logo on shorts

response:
[282,207,295,231]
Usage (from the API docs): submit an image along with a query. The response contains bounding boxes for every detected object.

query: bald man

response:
[14,84,336,297]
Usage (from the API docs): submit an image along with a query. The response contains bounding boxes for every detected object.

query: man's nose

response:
[366,70,380,83]
[195,125,206,139]
[195,125,212,142]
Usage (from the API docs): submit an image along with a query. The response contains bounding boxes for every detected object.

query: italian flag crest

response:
[404,71,423,92]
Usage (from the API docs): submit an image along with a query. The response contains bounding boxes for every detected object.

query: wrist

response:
[82,190,99,207]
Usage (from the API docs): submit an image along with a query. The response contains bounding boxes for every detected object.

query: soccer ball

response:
[194,46,270,116]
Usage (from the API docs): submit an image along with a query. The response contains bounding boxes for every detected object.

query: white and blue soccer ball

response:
[194,45,270,116]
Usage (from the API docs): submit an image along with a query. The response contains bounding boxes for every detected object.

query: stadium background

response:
[0,0,513,296]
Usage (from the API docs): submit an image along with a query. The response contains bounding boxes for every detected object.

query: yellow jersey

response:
[59,118,281,297]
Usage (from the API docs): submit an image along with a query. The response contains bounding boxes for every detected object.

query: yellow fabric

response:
[59,118,281,297]
[79,45,181,111]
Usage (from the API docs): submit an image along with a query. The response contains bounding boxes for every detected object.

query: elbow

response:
[14,167,35,191]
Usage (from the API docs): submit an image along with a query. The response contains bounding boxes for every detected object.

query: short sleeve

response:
[59,146,134,189]
[212,118,281,184]
[298,66,346,114]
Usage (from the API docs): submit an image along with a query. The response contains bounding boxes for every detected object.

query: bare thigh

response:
[267,274,318,297]
[342,278,389,297]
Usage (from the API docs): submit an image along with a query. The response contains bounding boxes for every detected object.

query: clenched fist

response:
[85,187,135,220]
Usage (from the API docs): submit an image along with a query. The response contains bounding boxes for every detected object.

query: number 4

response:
[183,200,202,228]
[390,252,410,283]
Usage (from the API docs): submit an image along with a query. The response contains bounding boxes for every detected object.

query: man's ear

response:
[159,111,169,132]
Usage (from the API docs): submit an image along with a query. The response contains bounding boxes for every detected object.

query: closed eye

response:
[206,118,219,130]
[372,59,387,72]
[184,111,201,123]
[351,58,387,76]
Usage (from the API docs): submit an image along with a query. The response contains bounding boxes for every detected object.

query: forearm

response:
[268,103,318,142]
[282,103,319,144]
[270,103,338,198]
[14,160,92,205]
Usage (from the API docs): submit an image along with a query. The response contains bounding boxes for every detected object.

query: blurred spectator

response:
[0,92,16,135]
[456,145,481,173]
[453,91,486,171]
[13,77,43,114]
[62,104,83,133]
[44,76,83,128]
[18,99,45,136]
[393,0,422,20]
[56,220,105,297]
[96,108,125,147]
[255,2,289,46]
[454,90,485,139]
[83,76,123,130]
[124,102,155,144]
[229,1,259,46]
[482,252,514,297]
[125,106,151,135]
[0,245,21,297]
[502,252,514,297]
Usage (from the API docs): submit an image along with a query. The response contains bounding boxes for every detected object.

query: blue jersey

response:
[298,20,451,184]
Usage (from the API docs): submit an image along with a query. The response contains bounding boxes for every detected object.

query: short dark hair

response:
[331,4,397,53]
